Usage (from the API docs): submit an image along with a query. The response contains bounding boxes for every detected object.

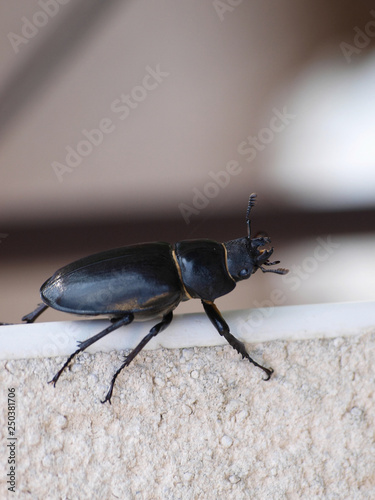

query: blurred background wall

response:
[1,0,374,322]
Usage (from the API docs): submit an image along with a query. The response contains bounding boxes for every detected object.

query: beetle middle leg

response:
[49,313,134,387]
[101,311,173,404]
[201,300,273,380]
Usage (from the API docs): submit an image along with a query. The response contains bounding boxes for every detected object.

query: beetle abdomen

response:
[41,243,184,318]
[175,239,235,301]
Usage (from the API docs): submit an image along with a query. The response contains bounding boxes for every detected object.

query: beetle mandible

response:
[17,194,288,403]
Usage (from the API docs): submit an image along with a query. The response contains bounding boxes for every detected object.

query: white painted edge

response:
[0,301,374,360]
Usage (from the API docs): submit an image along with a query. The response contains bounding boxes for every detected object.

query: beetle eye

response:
[239,268,250,278]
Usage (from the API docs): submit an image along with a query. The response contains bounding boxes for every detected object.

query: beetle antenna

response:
[260,266,289,275]
[246,193,257,239]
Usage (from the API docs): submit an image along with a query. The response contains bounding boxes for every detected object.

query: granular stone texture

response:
[0,332,374,499]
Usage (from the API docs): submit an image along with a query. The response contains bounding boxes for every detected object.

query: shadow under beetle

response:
[15,194,288,403]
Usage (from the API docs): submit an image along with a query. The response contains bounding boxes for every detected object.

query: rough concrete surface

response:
[1,332,374,499]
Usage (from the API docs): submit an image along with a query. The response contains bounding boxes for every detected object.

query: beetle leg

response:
[201,300,273,381]
[101,311,173,404]
[21,303,49,323]
[49,313,134,388]
[0,302,48,325]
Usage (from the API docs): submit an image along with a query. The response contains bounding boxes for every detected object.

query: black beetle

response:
[17,194,287,403]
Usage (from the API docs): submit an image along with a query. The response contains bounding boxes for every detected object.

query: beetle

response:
[16,194,287,403]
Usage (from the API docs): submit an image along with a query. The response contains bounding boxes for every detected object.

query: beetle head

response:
[225,194,288,282]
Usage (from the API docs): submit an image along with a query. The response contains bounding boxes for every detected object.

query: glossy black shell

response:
[175,240,235,301]
[41,242,184,319]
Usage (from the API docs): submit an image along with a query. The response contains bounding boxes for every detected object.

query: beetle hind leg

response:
[1,302,49,326]
[22,303,49,323]
[49,313,134,387]
[101,311,173,404]
[201,300,273,380]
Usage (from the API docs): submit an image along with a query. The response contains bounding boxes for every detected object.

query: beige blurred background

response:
[1,0,375,322]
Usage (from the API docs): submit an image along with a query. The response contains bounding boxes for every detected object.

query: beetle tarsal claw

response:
[101,393,112,405]
[262,367,274,381]
[48,377,57,387]
[247,358,274,380]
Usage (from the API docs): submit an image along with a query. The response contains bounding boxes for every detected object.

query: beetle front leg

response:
[101,311,173,404]
[49,313,134,387]
[201,300,273,380]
